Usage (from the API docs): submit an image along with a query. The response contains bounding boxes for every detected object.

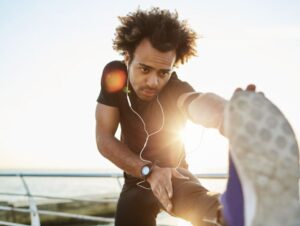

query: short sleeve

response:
[97,61,127,107]
[168,72,195,100]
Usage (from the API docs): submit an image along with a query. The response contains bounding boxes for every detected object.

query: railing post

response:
[116,177,122,190]
[19,174,40,226]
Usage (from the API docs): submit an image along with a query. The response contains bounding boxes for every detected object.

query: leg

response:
[115,183,161,226]
[171,168,221,226]
[222,91,300,226]
[220,154,244,226]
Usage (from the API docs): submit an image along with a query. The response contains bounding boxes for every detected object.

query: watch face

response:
[142,165,151,176]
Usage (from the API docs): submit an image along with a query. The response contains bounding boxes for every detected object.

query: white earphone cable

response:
[126,93,165,164]
[125,75,205,190]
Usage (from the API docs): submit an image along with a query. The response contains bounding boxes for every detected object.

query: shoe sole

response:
[224,91,300,226]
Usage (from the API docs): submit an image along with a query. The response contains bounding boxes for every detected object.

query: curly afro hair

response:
[113,7,198,65]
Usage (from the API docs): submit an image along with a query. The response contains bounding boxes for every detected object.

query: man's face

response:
[125,39,176,101]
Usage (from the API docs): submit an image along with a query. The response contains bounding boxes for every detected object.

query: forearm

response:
[188,92,227,133]
[96,133,145,178]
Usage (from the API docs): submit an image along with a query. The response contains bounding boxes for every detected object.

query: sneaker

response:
[221,91,300,226]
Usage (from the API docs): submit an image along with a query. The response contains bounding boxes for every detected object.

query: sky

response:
[0,0,299,173]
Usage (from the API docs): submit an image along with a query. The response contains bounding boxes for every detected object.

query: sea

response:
[0,169,228,226]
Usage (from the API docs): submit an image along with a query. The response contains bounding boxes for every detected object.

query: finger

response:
[258,91,265,97]
[157,187,172,212]
[153,186,161,199]
[172,169,189,180]
[166,203,172,213]
[164,180,173,199]
[234,88,243,93]
[246,84,256,92]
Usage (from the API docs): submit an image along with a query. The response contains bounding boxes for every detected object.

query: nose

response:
[146,74,159,89]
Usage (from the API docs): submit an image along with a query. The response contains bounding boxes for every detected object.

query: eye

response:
[159,71,171,78]
[140,66,150,74]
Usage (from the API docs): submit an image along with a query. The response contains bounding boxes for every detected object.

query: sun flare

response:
[179,122,206,153]
[176,218,192,226]
[179,121,229,174]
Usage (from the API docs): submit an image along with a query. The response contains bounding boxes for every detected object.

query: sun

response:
[179,121,229,174]
[179,122,206,153]
[176,218,192,226]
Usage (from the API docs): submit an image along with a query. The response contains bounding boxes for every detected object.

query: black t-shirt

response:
[97,60,195,168]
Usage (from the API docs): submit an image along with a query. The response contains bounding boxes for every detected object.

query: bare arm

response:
[177,84,259,134]
[177,92,227,133]
[95,102,187,213]
[95,103,145,178]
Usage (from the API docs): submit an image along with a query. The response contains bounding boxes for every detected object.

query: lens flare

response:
[176,218,192,226]
[104,70,126,93]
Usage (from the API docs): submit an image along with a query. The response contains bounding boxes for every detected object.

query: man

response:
[95,8,300,226]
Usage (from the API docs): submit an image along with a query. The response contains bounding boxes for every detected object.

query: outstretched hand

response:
[234,84,264,96]
[146,166,188,213]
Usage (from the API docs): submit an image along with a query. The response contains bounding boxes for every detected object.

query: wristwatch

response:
[140,163,153,179]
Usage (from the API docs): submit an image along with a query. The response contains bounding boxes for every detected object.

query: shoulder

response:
[101,60,127,83]
[159,72,195,112]
[165,72,195,94]
[97,60,127,107]
[103,60,127,71]
[101,60,128,93]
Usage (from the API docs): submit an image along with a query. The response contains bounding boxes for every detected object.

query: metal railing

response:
[0,172,228,226]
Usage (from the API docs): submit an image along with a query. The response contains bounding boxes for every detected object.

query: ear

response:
[124,52,130,68]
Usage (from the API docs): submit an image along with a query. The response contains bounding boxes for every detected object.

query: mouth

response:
[141,88,157,98]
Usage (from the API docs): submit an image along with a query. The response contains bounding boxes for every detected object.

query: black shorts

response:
[115,168,220,226]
